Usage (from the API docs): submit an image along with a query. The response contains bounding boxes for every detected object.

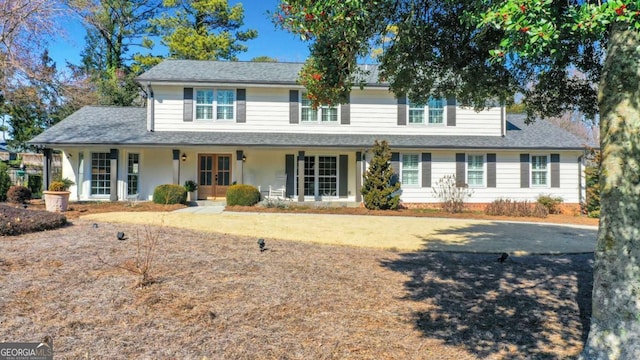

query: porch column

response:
[297,151,305,202]
[109,149,119,201]
[236,150,244,184]
[43,148,52,192]
[172,149,180,184]
[356,151,363,202]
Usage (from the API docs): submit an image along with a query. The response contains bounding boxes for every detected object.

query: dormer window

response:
[195,88,235,121]
[408,97,445,124]
[301,92,338,123]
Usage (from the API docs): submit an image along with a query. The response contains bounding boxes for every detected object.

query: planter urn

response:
[43,191,71,212]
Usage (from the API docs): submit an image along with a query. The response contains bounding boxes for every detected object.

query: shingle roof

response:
[29,106,590,150]
[136,60,383,86]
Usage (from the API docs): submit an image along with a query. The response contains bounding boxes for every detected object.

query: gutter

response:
[147,82,154,132]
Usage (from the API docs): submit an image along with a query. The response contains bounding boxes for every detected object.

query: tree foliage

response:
[277,0,640,357]
[136,0,257,68]
[361,140,400,210]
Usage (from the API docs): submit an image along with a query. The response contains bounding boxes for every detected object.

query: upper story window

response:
[195,89,235,121]
[531,155,548,186]
[301,93,338,123]
[408,97,445,124]
[467,154,484,187]
[401,154,420,186]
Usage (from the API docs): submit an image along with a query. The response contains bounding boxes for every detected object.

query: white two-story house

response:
[30,60,588,208]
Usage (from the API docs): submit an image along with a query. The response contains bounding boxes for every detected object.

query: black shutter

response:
[421,153,432,188]
[341,93,350,125]
[391,152,400,185]
[397,95,407,125]
[520,154,530,188]
[446,97,456,126]
[236,89,246,123]
[487,153,496,188]
[339,155,348,197]
[551,154,560,188]
[455,153,465,186]
[285,154,295,197]
[289,90,299,124]
[183,88,193,122]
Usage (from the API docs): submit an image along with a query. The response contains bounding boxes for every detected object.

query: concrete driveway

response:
[81,211,597,254]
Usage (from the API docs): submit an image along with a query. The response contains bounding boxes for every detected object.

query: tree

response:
[277,0,640,357]
[140,0,257,64]
[69,0,162,105]
[361,140,400,210]
[0,0,64,84]
[251,56,279,62]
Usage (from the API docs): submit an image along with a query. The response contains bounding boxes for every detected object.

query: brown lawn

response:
[0,204,594,359]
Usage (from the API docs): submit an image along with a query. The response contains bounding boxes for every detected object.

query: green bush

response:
[0,162,11,202]
[485,199,548,218]
[153,184,187,204]
[7,186,32,204]
[537,194,564,214]
[361,140,401,210]
[28,174,43,196]
[226,184,260,206]
[588,209,600,219]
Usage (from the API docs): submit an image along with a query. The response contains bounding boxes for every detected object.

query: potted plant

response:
[184,180,198,202]
[43,178,74,212]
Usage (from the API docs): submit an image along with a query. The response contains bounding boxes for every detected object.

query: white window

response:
[467,155,484,187]
[91,152,111,196]
[401,154,419,186]
[127,153,139,196]
[297,155,338,198]
[301,93,338,123]
[531,155,548,186]
[408,97,446,124]
[195,89,235,121]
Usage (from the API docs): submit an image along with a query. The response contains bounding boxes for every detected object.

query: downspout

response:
[501,103,506,137]
[147,82,155,132]
[578,152,585,210]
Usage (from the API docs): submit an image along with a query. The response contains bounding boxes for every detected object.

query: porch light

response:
[181,153,187,161]
[242,154,247,162]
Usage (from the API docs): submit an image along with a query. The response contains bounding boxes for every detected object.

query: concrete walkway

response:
[81,206,598,255]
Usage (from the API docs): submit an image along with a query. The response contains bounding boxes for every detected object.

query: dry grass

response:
[0,220,592,359]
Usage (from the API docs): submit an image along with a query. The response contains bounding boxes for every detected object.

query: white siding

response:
[369,150,583,204]
[152,85,503,136]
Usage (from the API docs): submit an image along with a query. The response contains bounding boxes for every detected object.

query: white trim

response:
[466,153,486,188]
[300,92,341,124]
[193,87,237,122]
[531,154,550,187]
[407,97,447,126]
[400,153,420,187]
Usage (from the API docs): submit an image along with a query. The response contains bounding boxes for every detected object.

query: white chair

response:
[268,173,287,199]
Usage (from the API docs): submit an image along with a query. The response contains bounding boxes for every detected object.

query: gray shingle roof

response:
[136,60,383,86]
[29,106,590,150]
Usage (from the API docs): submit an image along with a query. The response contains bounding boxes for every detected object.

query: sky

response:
[47,0,311,67]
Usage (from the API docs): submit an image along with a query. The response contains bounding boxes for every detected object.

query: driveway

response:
[80,211,597,254]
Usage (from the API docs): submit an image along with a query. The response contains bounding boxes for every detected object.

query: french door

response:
[198,154,231,199]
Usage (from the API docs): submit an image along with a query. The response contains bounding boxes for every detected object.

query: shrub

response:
[0,162,11,202]
[48,181,68,191]
[0,204,67,236]
[7,186,32,204]
[226,184,260,206]
[537,194,564,214]
[432,174,473,213]
[28,174,43,197]
[588,209,600,219]
[585,149,601,216]
[259,198,290,209]
[184,180,198,192]
[485,199,548,218]
[153,184,187,204]
[361,140,401,210]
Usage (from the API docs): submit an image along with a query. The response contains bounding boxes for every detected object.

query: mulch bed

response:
[0,220,592,359]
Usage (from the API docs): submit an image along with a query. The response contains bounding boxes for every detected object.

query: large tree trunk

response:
[581,24,640,359]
